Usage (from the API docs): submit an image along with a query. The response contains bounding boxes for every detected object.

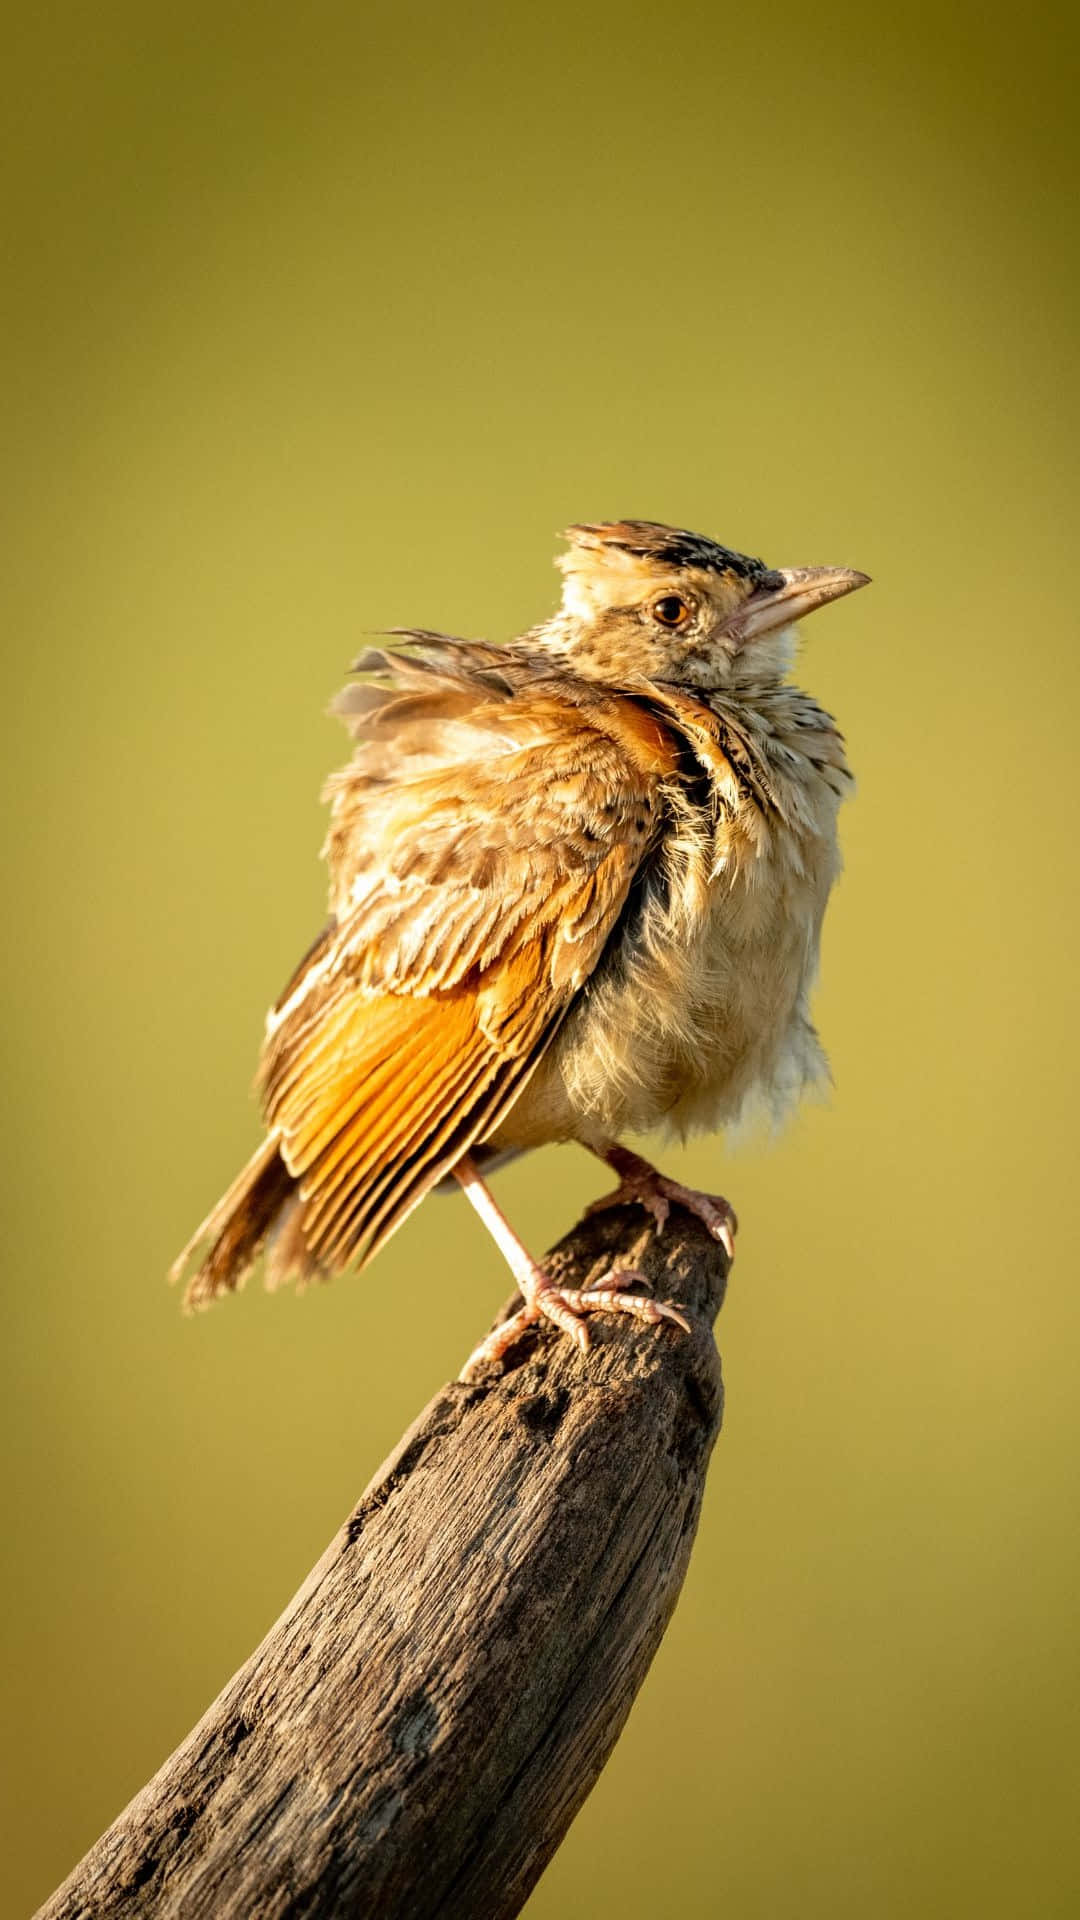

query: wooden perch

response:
[38,1200,730,1920]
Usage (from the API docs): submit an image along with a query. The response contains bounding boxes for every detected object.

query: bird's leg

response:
[453,1153,690,1376]
[585,1141,738,1263]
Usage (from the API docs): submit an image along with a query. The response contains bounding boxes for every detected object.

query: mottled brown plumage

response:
[170,521,868,1364]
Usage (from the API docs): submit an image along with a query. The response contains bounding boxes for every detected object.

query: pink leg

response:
[453,1154,690,1376]
[585,1142,737,1263]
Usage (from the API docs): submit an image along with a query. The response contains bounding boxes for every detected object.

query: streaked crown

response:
[562,520,772,582]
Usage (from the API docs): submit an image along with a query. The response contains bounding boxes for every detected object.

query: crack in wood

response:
[36,1204,729,1920]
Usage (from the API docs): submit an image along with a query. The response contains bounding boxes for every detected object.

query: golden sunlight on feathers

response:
[170,522,867,1345]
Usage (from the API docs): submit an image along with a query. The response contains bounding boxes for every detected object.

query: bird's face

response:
[549,521,868,692]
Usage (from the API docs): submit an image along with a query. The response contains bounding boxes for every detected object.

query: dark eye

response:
[650,593,693,630]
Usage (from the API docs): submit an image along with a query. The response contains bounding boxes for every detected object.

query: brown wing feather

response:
[266,837,643,1273]
[170,1134,294,1306]
[176,642,678,1302]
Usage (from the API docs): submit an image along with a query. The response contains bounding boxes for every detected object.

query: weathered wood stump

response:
[38,1199,729,1919]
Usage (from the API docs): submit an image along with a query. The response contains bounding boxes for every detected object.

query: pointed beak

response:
[724,565,870,645]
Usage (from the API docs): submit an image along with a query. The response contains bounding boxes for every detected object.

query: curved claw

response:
[455,1150,702,1381]
[588,1156,737,1265]
[460,1271,692,1378]
[569,1273,692,1335]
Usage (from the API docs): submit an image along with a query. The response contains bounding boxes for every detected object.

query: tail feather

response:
[264,1193,325,1294]
[170,1135,296,1310]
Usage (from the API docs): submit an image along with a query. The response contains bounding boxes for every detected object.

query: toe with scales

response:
[461,1270,691,1378]
[586,1143,738,1263]
[453,1152,691,1377]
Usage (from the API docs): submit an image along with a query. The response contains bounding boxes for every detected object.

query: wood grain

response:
[37,1200,730,1920]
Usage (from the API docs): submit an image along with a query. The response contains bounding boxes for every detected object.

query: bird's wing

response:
[257,646,680,1271]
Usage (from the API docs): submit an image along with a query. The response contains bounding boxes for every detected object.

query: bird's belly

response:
[490,878,829,1154]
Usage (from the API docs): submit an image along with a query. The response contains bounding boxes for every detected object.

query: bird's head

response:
[546,520,868,691]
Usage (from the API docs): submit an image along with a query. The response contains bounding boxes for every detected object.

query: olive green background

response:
[3,2,1078,1913]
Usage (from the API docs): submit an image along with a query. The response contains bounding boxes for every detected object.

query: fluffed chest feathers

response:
[503,700,851,1151]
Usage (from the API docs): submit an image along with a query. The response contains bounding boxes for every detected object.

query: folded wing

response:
[176,642,678,1304]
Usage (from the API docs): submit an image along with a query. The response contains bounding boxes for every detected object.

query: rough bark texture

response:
[38,1201,729,1920]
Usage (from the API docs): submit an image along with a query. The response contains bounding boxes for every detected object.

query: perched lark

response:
[171,521,868,1369]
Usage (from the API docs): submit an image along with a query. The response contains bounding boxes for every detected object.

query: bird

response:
[170,520,868,1371]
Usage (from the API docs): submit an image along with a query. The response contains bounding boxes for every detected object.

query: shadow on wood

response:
[38,1200,730,1920]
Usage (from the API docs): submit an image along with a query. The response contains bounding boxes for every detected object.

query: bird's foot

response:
[586,1144,738,1263]
[461,1265,690,1378]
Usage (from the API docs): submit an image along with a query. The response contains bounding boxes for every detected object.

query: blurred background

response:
[3,2,1078,1914]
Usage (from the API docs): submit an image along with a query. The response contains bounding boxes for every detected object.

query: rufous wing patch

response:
[177,645,683,1301]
